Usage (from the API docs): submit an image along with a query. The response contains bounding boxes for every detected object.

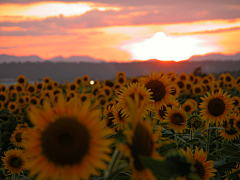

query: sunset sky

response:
[0,0,240,62]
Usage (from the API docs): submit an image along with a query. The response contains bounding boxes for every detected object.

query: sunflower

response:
[169,83,180,98]
[35,82,44,91]
[104,79,114,88]
[113,83,123,96]
[9,90,18,99]
[179,146,217,180]
[45,82,55,91]
[16,115,23,122]
[219,113,240,142]
[184,80,192,93]
[23,93,113,180]
[17,75,27,85]
[178,73,189,81]
[26,84,36,94]
[141,70,173,109]
[2,148,27,175]
[115,76,127,85]
[117,117,162,180]
[92,85,100,96]
[8,86,15,93]
[100,86,113,98]
[201,76,210,84]
[163,106,188,133]
[233,116,240,132]
[103,105,117,133]
[193,76,202,84]
[182,100,195,114]
[189,73,195,83]
[116,71,126,78]
[75,77,82,86]
[225,73,234,83]
[176,78,185,92]
[130,77,139,84]
[82,74,90,85]
[68,82,78,91]
[15,83,25,94]
[43,76,51,84]
[79,93,91,103]
[16,96,26,107]
[186,113,203,130]
[0,92,8,104]
[11,129,25,147]
[231,96,240,109]
[112,105,129,131]
[153,98,179,123]
[15,122,30,131]
[97,96,107,108]
[29,96,39,106]
[0,84,6,92]
[7,101,18,113]
[115,83,153,118]
[0,115,10,122]
[199,89,234,126]
[191,84,204,96]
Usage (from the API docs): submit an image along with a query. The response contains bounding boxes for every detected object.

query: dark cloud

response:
[0,1,240,36]
[0,46,19,49]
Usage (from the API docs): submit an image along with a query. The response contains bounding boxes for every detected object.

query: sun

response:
[125,32,213,62]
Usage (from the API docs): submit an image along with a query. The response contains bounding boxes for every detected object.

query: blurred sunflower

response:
[2,148,27,175]
[115,83,153,118]
[9,90,18,99]
[225,73,234,83]
[179,146,217,180]
[23,93,113,180]
[7,101,18,113]
[11,129,25,147]
[103,105,117,133]
[199,89,234,126]
[112,105,129,131]
[169,83,180,98]
[182,100,195,114]
[29,96,39,106]
[100,86,113,98]
[153,98,179,123]
[35,82,44,91]
[231,96,240,109]
[130,77,139,84]
[92,85,100,96]
[219,113,239,142]
[15,83,25,94]
[179,72,189,81]
[184,80,192,93]
[116,71,126,78]
[26,84,36,94]
[43,76,51,84]
[233,116,240,132]
[82,74,90,85]
[189,73,195,83]
[17,75,27,85]
[117,117,162,180]
[191,84,204,96]
[0,84,6,92]
[141,70,173,109]
[186,113,203,130]
[115,76,127,85]
[75,77,82,86]
[163,106,188,133]
[15,122,30,131]
[104,79,114,88]
[16,96,25,107]
[16,115,23,122]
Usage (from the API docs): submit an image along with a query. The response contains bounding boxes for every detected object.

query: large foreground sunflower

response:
[179,146,217,180]
[23,93,113,180]
[199,89,234,126]
[141,70,173,109]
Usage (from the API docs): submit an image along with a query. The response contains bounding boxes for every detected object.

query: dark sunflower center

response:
[28,86,35,92]
[16,86,22,92]
[170,88,176,96]
[10,157,22,168]
[132,78,138,83]
[171,113,184,125]
[30,99,37,105]
[233,100,239,106]
[0,95,5,101]
[145,80,166,102]
[105,80,114,87]
[118,78,124,84]
[37,84,42,89]
[207,98,225,117]
[237,121,240,129]
[100,99,106,106]
[81,96,87,102]
[177,81,184,89]
[70,85,76,90]
[19,98,24,104]
[10,104,16,110]
[105,89,110,96]
[226,76,231,82]
[84,77,88,81]
[193,160,205,179]
[47,85,52,90]
[129,122,154,171]
[15,132,22,142]
[190,117,202,129]
[225,128,238,135]
[184,105,191,112]
[18,78,25,84]
[195,87,201,94]
[159,105,167,119]
[77,79,81,84]
[107,112,114,127]
[41,117,91,166]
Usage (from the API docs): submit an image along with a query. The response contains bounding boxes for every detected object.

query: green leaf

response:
[214,161,237,171]
[186,138,199,144]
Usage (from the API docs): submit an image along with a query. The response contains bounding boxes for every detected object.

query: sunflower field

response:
[1,70,240,180]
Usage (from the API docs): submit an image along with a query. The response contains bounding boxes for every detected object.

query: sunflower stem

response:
[189,129,193,151]
[175,133,178,149]
[215,129,220,156]
[207,127,212,156]
[103,149,121,180]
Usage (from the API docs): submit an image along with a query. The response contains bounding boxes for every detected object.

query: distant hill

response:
[1,53,240,63]
[1,60,240,83]
[0,54,106,63]
[188,53,240,61]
